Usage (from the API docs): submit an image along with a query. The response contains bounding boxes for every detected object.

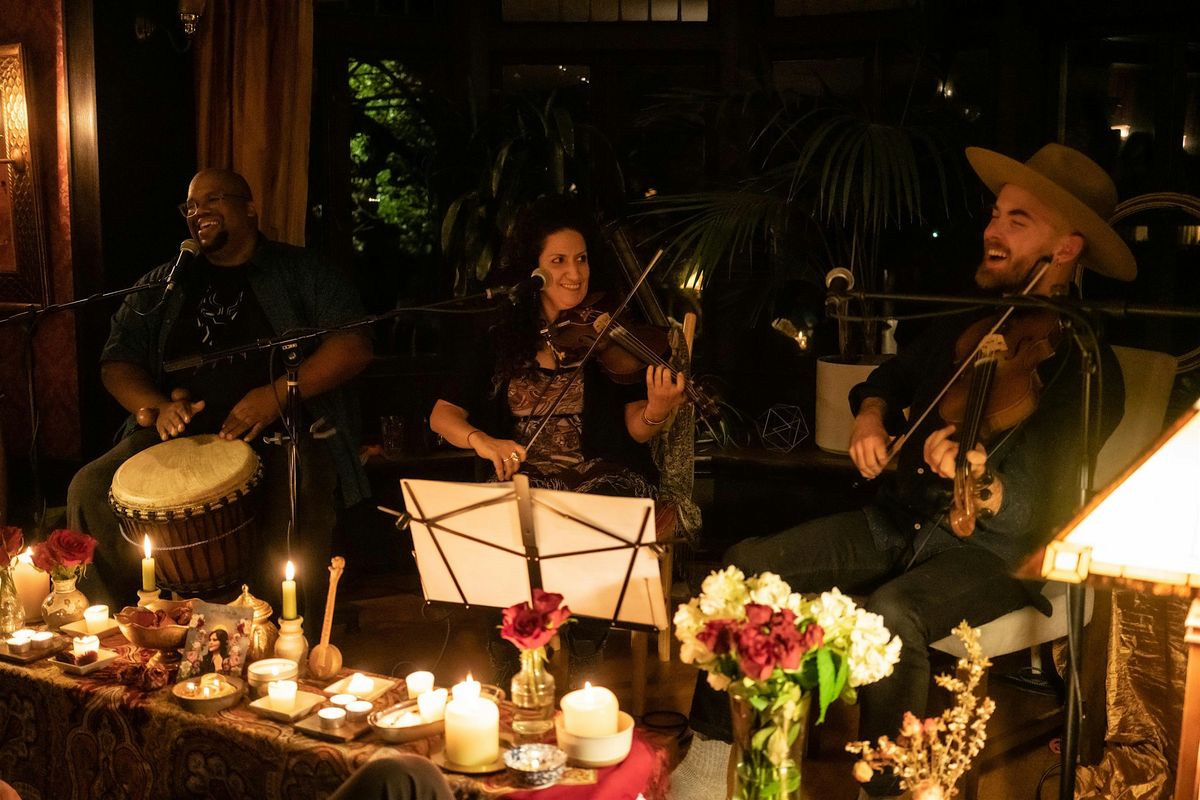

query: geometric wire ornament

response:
[757,404,810,453]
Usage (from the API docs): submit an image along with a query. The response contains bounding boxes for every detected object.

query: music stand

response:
[400,475,668,631]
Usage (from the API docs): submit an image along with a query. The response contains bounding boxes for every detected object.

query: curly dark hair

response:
[490,195,609,389]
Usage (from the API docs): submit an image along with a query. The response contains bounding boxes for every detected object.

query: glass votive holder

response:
[319,706,346,729]
[329,693,356,708]
[268,680,298,712]
[83,605,109,633]
[72,635,100,658]
[346,672,376,697]
[418,687,448,723]
[405,670,434,698]
[345,699,373,722]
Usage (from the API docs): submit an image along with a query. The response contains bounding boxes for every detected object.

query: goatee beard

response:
[199,230,229,253]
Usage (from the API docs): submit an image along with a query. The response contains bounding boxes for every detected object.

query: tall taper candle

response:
[141,535,156,593]
[281,560,298,620]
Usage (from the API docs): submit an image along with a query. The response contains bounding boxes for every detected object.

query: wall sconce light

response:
[178,0,207,39]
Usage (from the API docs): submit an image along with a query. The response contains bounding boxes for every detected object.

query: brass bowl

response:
[116,600,194,653]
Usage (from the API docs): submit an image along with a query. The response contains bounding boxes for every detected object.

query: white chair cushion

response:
[929,582,1093,659]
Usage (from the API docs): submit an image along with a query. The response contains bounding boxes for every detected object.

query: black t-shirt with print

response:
[164,261,276,436]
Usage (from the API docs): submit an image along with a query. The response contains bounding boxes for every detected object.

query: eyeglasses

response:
[178,192,249,218]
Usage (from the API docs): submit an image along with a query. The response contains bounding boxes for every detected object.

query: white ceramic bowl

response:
[554,710,634,767]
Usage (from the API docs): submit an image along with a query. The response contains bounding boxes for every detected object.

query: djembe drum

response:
[109,435,263,595]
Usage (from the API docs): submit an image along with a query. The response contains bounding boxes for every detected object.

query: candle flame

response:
[285,560,295,581]
[143,535,152,560]
[465,672,473,683]
[584,681,593,691]
[18,547,32,564]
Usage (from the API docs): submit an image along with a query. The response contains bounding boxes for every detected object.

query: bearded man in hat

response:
[689,144,1134,799]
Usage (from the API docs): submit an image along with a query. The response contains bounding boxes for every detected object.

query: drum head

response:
[110,435,260,514]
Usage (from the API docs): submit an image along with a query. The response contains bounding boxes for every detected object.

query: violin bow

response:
[522,249,664,457]
[881,258,1053,463]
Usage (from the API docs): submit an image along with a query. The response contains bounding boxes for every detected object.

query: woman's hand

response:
[848,398,889,478]
[470,432,528,481]
[644,365,686,422]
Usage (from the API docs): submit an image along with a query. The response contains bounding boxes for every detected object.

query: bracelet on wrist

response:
[465,429,484,449]
[640,408,668,427]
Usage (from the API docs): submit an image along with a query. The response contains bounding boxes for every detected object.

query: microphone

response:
[486,266,551,303]
[162,239,200,302]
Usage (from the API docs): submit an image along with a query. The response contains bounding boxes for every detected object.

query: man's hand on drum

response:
[220,385,282,442]
[139,388,205,441]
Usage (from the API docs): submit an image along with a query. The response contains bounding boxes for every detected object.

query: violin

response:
[541,292,721,421]
[939,308,1062,537]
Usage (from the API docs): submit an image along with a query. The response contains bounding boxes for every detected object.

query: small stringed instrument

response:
[307,556,346,680]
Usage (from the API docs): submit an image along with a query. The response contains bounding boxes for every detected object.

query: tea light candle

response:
[392,710,424,727]
[30,631,54,650]
[11,629,34,641]
[417,687,448,723]
[83,605,109,633]
[247,658,300,695]
[142,535,156,593]
[268,679,298,712]
[561,682,619,737]
[451,674,481,702]
[185,681,198,696]
[281,560,298,620]
[72,635,100,659]
[444,690,499,767]
[319,706,346,729]
[405,670,434,698]
[13,548,47,622]
[345,699,373,722]
[329,693,357,708]
[346,672,375,697]
[201,673,223,691]
[5,636,31,655]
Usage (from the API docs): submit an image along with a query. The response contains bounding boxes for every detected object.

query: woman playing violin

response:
[430,194,686,497]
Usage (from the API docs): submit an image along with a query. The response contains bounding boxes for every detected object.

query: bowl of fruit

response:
[116,600,195,663]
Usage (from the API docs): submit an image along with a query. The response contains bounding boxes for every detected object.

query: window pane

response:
[621,0,649,21]
[562,0,590,21]
[650,0,678,21]
[680,0,708,21]
[592,0,620,20]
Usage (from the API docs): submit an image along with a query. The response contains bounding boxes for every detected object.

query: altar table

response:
[0,632,671,800]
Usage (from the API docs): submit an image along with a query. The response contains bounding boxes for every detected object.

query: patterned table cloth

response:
[0,633,670,800]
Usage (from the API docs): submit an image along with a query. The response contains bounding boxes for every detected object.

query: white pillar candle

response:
[405,670,434,698]
[13,549,48,623]
[329,693,356,708]
[72,635,100,658]
[346,672,375,697]
[318,706,346,729]
[451,674,481,702]
[83,605,109,633]
[417,687,448,723]
[444,695,499,766]
[561,682,619,737]
[267,679,298,712]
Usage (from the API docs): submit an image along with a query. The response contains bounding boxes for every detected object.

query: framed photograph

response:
[177,600,254,681]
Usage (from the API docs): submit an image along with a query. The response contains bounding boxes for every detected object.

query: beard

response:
[974,252,1047,293]
[198,229,229,253]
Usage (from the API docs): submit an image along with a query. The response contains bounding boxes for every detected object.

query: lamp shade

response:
[1038,398,1200,594]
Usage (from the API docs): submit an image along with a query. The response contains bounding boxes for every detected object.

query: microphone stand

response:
[830,287,1200,800]
[0,283,166,533]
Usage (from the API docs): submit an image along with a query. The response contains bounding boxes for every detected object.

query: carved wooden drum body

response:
[109,435,263,595]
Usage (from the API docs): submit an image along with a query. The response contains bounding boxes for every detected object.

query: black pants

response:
[690,509,1029,797]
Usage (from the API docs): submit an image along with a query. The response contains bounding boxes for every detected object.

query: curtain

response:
[193,0,314,245]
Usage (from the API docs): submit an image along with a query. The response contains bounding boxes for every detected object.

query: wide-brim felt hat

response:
[966,143,1136,281]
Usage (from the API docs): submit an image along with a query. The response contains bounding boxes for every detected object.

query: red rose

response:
[30,541,58,574]
[735,621,778,680]
[1,526,23,563]
[697,619,737,655]
[45,529,97,569]
[500,589,572,651]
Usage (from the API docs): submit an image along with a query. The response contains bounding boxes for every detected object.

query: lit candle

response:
[394,710,423,727]
[346,672,375,697]
[13,548,48,623]
[417,687,448,722]
[561,682,619,737]
[451,673,481,702]
[329,693,356,708]
[11,629,34,641]
[5,636,31,655]
[71,635,100,659]
[185,681,197,696]
[345,699,373,722]
[405,670,434,698]
[318,706,346,729]
[444,684,499,767]
[247,658,299,695]
[83,605,109,633]
[281,561,297,620]
[267,679,298,712]
[30,631,54,650]
[142,535,156,593]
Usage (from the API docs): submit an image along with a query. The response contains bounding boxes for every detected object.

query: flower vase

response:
[41,575,88,630]
[0,568,23,635]
[728,691,812,800]
[510,647,556,741]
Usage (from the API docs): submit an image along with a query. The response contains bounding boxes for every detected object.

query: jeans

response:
[691,509,1029,797]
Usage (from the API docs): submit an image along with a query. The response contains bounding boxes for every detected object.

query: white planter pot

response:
[815,355,891,454]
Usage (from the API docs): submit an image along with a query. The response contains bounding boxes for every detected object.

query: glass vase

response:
[728,691,812,800]
[41,575,88,630]
[510,647,556,741]
[0,568,23,635]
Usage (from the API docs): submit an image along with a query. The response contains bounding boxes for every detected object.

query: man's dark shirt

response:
[849,310,1125,568]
